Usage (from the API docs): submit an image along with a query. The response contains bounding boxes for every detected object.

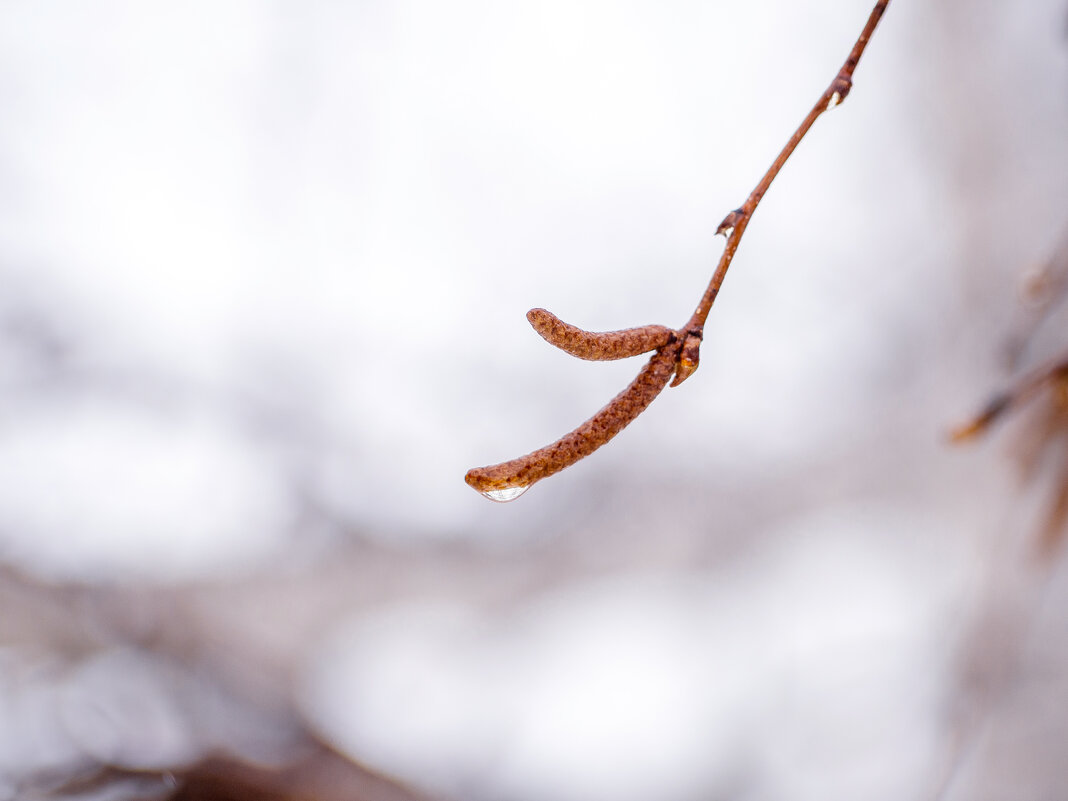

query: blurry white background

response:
[0,1,1066,800]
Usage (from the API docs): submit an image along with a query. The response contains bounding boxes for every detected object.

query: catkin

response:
[465,342,680,493]
[527,308,675,361]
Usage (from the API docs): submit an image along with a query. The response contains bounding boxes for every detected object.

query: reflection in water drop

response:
[480,485,530,503]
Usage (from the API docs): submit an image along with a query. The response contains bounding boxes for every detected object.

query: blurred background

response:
[1,1,1067,799]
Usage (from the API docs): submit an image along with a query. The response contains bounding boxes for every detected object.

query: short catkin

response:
[465,342,681,493]
[527,308,676,361]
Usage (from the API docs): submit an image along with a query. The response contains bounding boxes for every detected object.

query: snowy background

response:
[1,1,1067,799]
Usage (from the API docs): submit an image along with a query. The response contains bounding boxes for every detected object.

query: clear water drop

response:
[481,485,530,503]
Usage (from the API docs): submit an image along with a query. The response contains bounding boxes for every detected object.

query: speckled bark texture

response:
[465,343,680,493]
[527,308,675,361]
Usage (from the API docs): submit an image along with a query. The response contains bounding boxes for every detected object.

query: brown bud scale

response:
[670,331,703,387]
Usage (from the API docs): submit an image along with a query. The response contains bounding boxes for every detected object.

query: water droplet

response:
[827,91,842,110]
[481,485,530,503]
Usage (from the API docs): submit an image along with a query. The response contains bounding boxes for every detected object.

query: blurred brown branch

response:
[954,225,1068,557]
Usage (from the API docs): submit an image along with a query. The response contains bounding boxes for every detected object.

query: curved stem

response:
[681,0,890,340]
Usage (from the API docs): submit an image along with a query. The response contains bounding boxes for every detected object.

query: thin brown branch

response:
[680,0,890,347]
[466,1,891,500]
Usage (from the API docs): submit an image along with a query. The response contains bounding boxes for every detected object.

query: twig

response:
[950,356,1068,443]
[936,351,1068,801]
[466,0,892,501]
[952,351,1068,561]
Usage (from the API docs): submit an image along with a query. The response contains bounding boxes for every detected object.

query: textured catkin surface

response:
[465,342,680,492]
[526,308,676,361]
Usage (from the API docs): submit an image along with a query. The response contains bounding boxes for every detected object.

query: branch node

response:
[827,73,853,109]
[670,330,704,387]
[716,208,746,239]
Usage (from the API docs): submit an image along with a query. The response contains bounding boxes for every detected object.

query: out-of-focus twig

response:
[953,225,1068,557]
[950,356,1068,443]
[953,354,1068,556]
